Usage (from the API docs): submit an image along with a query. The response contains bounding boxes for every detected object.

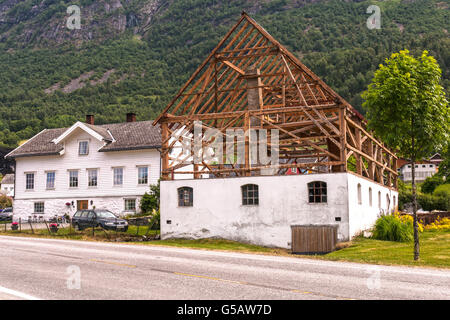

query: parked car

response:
[0,207,13,221]
[71,209,128,231]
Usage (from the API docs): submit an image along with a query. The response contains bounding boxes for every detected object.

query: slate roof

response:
[1,173,14,184]
[5,121,161,159]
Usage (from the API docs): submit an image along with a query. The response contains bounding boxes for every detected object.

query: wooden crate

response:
[291,225,338,254]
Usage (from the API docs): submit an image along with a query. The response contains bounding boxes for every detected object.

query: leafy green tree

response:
[140,179,160,214]
[362,50,449,260]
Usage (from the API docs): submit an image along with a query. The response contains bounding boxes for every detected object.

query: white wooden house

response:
[5,114,161,219]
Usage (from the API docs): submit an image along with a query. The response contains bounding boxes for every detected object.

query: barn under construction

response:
[155,13,398,250]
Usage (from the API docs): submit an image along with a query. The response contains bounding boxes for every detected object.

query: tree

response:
[140,179,160,214]
[362,50,449,261]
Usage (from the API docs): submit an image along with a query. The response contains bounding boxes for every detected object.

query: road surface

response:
[0,235,449,300]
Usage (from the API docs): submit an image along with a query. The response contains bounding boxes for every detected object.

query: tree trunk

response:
[411,157,420,261]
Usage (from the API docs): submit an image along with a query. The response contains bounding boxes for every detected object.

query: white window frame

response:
[78,140,89,155]
[46,171,56,190]
[69,170,79,188]
[124,199,136,211]
[88,169,98,187]
[25,172,35,190]
[113,167,124,186]
[34,202,44,214]
[137,166,149,185]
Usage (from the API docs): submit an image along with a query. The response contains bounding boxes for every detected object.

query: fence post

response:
[29,219,34,234]
[19,218,21,232]
[92,218,95,237]
[44,220,51,235]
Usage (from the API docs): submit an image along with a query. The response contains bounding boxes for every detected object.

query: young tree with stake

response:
[362,50,449,260]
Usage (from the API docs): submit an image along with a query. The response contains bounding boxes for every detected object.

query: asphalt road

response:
[0,235,449,300]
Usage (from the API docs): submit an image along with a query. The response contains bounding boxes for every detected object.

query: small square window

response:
[124,199,136,211]
[34,202,44,214]
[79,141,89,155]
[308,181,327,203]
[242,184,259,205]
[178,187,193,207]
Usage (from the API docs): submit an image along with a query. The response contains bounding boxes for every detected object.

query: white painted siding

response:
[13,128,160,217]
[161,172,397,249]
[347,173,398,238]
[161,173,350,249]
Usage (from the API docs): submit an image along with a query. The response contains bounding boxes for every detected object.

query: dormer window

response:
[79,141,89,155]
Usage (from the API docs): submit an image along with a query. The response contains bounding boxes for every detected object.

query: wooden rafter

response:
[155,13,398,189]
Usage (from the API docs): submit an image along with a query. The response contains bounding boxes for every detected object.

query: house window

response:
[25,173,34,190]
[308,181,327,203]
[178,187,193,207]
[291,168,297,174]
[357,183,362,205]
[79,141,89,155]
[242,184,259,205]
[46,172,55,189]
[124,199,136,211]
[422,165,426,168]
[69,170,78,188]
[113,168,123,185]
[88,169,98,187]
[34,202,44,214]
[138,166,148,185]
[369,187,373,207]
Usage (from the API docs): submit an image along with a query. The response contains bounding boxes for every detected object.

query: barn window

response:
[357,183,362,205]
[369,187,373,207]
[178,187,193,207]
[378,191,381,208]
[241,184,259,205]
[308,181,327,203]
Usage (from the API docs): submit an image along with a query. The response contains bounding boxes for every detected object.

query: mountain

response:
[0,0,448,148]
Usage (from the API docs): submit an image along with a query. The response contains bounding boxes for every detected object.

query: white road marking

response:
[0,285,41,300]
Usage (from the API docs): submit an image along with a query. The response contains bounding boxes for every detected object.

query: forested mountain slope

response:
[0,0,448,148]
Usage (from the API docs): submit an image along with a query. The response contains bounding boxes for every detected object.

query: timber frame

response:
[154,13,398,189]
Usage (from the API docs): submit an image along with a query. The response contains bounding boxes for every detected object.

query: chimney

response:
[86,114,94,125]
[126,113,136,123]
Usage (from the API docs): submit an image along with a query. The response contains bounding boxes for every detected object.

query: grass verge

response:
[1,227,448,268]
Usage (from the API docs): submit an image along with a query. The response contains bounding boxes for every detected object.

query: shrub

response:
[140,180,160,213]
[0,194,12,209]
[418,193,449,211]
[421,175,445,194]
[149,210,160,230]
[425,217,450,231]
[372,214,414,242]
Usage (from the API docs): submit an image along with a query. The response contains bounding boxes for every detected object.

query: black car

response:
[71,209,128,231]
[0,207,12,221]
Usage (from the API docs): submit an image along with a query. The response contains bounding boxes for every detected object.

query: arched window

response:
[308,181,327,203]
[357,183,362,205]
[178,187,193,207]
[393,196,397,210]
[386,194,390,211]
[369,187,373,207]
[241,184,259,205]
[378,191,381,209]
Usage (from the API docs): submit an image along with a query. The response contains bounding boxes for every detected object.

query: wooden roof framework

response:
[154,13,398,189]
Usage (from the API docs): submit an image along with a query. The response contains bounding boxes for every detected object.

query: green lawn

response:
[322,230,450,268]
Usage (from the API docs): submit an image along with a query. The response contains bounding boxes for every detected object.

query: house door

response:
[77,200,88,210]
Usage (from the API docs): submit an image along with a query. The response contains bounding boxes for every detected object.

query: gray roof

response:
[1,173,14,184]
[6,121,161,159]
